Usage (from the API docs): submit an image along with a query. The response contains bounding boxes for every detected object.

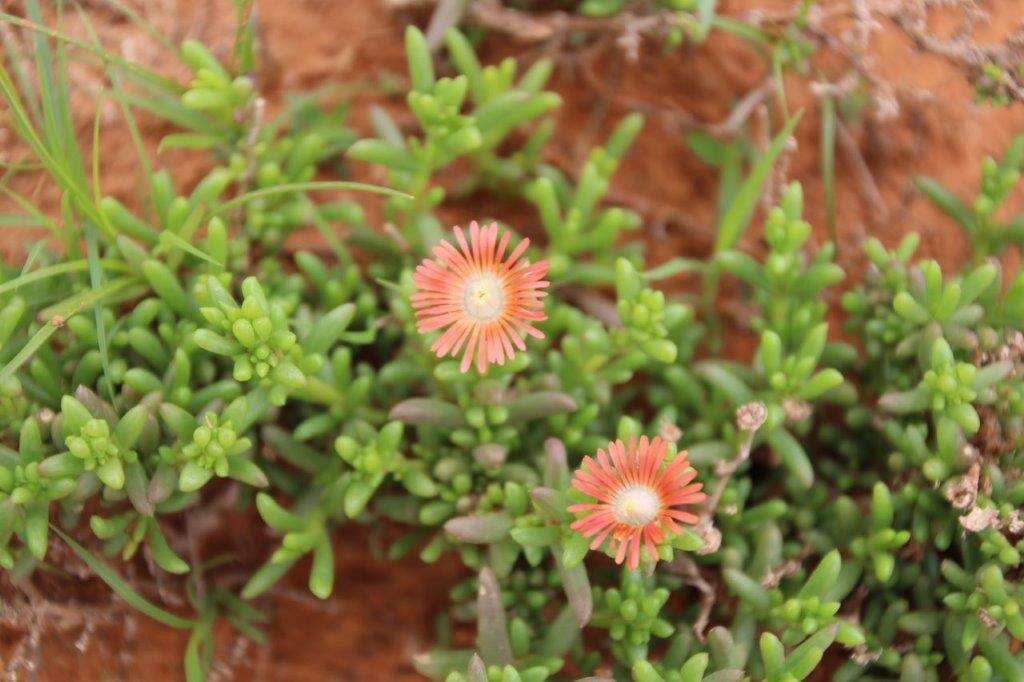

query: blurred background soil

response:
[1,0,1023,679]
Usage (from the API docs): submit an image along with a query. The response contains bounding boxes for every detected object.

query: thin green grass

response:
[821,95,837,244]
[54,526,195,629]
[88,94,118,406]
[212,180,412,216]
[0,11,182,93]
[0,260,126,298]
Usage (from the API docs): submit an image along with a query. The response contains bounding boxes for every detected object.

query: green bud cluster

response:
[173,39,355,250]
[450,566,555,618]
[977,523,1023,567]
[56,396,154,491]
[0,459,72,508]
[333,421,404,517]
[529,115,643,274]
[841,234,923,389]
[228,128,332,248]
[194,275,318,405]
[350,27,558,250]
[334,422,403,475]
[919,339,980,427]
[0,376,32,440]
[157,397,263,494]
[179,413,247,488]
[614,259,682,364]
[65,417,136,488]
[180,39,254,125]
[944,563,1024,644]
[590,570,674,665]
[0,419,74,565]
[545,305,644,406]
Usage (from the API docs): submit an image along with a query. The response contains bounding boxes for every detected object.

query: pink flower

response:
[411,221,550,373]
[569,436,706,570]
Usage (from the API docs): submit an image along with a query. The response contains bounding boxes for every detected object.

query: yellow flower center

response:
[612,485,661,527]
[461,274,506,323]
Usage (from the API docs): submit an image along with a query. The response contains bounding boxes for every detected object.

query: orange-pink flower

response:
[411,221,550,373]
[569,436,706,570]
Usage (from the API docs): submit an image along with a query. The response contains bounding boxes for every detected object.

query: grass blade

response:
[39,276,140,320]
[75,3,156,185]
[0,185,61,239]
[0,321,63,386]
[915,176,974,233]
[212,180,410,216]
[84,181,117,408]
[0,60,105,240]
[714,111,802,252]
[821,95,836,244]
[53,526,195,629]
[0,259,125,298]
[0,277,138,385]
[159,231,223,268]
[0,12,183,93]
[93,0,176,52]
[695,0,717,41]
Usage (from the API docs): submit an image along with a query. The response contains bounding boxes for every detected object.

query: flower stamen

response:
[461,274,506,322]
[613,485,662,527]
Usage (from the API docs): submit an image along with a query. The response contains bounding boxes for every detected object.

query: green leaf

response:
[766,427,814,489]
[759,632,785,676]
[444,513,513,544]
[389,398,466,428]
[96,458,125,490]
[821,95,836,242]
[179,462,213,492]
[255,492,305,532]
[784,627,836,677]
[799,550,841,599]
[157,132,219,152]
[211,181,408,218]
[241,555,298,600]
[184,617,213,682]
[227,457,268,488]
[158,231,223,268]
[504,391,577,422]
[694,0,718,40]
[309,534,335,599]
[723,567,770,612]
[404,26,434,93]
[0,278,139,387]
[916,176,974,232]
[146,519,189,574]
[555,552,592,627]
[476,567,512,665]
[694,361,753,404]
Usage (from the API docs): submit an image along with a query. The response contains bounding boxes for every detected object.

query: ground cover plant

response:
[0,1,1023,680]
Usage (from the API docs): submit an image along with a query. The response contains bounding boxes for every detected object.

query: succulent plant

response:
[0,9,1022,682]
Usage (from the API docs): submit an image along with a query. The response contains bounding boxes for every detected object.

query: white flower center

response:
[612,485,662,527]
[461,274,506,323]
